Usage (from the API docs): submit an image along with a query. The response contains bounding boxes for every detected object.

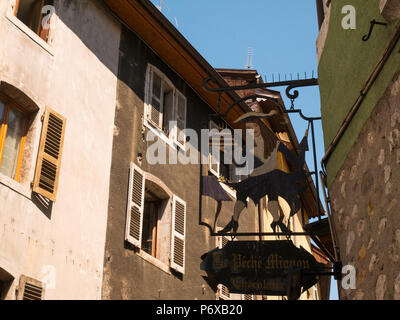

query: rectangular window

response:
[142,192,161,257]
[208,120,244,183]
[126,163,187,274]
[14,0,54,43]
[0,96,28,181]
[145,65,187,147]
[209,149,243,183]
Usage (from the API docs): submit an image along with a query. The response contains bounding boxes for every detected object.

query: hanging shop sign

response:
[201,240,325,297]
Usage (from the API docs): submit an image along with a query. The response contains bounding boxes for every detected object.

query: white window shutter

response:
[218,284,231,300]
[242,294,254,300]
[125,163,145,247]
[148,68,164,128]
[173,90,187,148]
[209,153,220,176]
[144,65,152,122]
[170,195,186,274]
[217,234,229,249]
[208,121,220,176]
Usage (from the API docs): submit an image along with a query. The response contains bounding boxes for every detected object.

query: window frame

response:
[144,64,187,149]
[13,0,54,43]
[125,163,187,274]
[141,192,162,258]
[173,89,187,149]
[0,93,29,182]
[208,120,242,182]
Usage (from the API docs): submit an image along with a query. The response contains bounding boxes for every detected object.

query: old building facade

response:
[1,0,325,300]
[316,0,400,299]
[0,0,120,299]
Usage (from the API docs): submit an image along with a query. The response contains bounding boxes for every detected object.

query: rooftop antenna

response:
[246,47,253,69]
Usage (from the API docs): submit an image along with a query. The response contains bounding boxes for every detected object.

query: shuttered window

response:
[218,284,231,300]
[144,65,187,147]
[0,95,29,182]
[170,195,186,274]
[13,0,54,43]
[149,68,164,128]
[174,90,186,148]
[17,275,44,300]
[125,163,145,248]
[217,234,229,249]
[32,107,66,202]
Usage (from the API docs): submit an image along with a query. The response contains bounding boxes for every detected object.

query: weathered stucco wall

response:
[318,0,400,186]
[0,0,120,299]
[102,25,257,300]
[330,71,400,300]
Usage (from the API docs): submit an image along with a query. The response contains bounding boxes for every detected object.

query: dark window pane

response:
[0,107,25,179]
[0,100,4,122]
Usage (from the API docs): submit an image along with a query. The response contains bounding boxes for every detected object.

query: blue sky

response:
[151,0,338,300]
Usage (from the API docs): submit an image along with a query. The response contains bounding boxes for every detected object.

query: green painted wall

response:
[318,0,400,187]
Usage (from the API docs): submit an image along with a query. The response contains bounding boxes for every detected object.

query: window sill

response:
[6,13,55,56]
[143,120,186,152]
[219,181,236,199]
[208,171,237,199]
[0,173,31,200]
[137,250,171,275]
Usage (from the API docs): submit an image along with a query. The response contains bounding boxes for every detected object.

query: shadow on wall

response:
[55,0,120,77]
[31,192,53,219]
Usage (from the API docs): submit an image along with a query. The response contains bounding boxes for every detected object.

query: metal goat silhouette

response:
[212,104,310,236]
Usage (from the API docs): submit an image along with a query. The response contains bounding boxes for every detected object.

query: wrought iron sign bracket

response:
[200,75,342,268]
[362,20,388,42]
[203,76,319,102]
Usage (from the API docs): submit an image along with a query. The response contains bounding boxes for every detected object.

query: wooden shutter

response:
[217,234,229,249]
[208,121,220,176]
[125,163,145,247]
[147,67,164,129]
[242,294,254,300]
[17,275,44,300]
[33,107,66,202]
[170,195,186,274]
[174,90,187,148]
[218,284,231,300]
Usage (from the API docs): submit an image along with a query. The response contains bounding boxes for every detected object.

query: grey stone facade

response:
[330,71,400,300]
[102,26,257,300]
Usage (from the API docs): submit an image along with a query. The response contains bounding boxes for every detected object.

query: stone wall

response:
[330,70,400,300]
